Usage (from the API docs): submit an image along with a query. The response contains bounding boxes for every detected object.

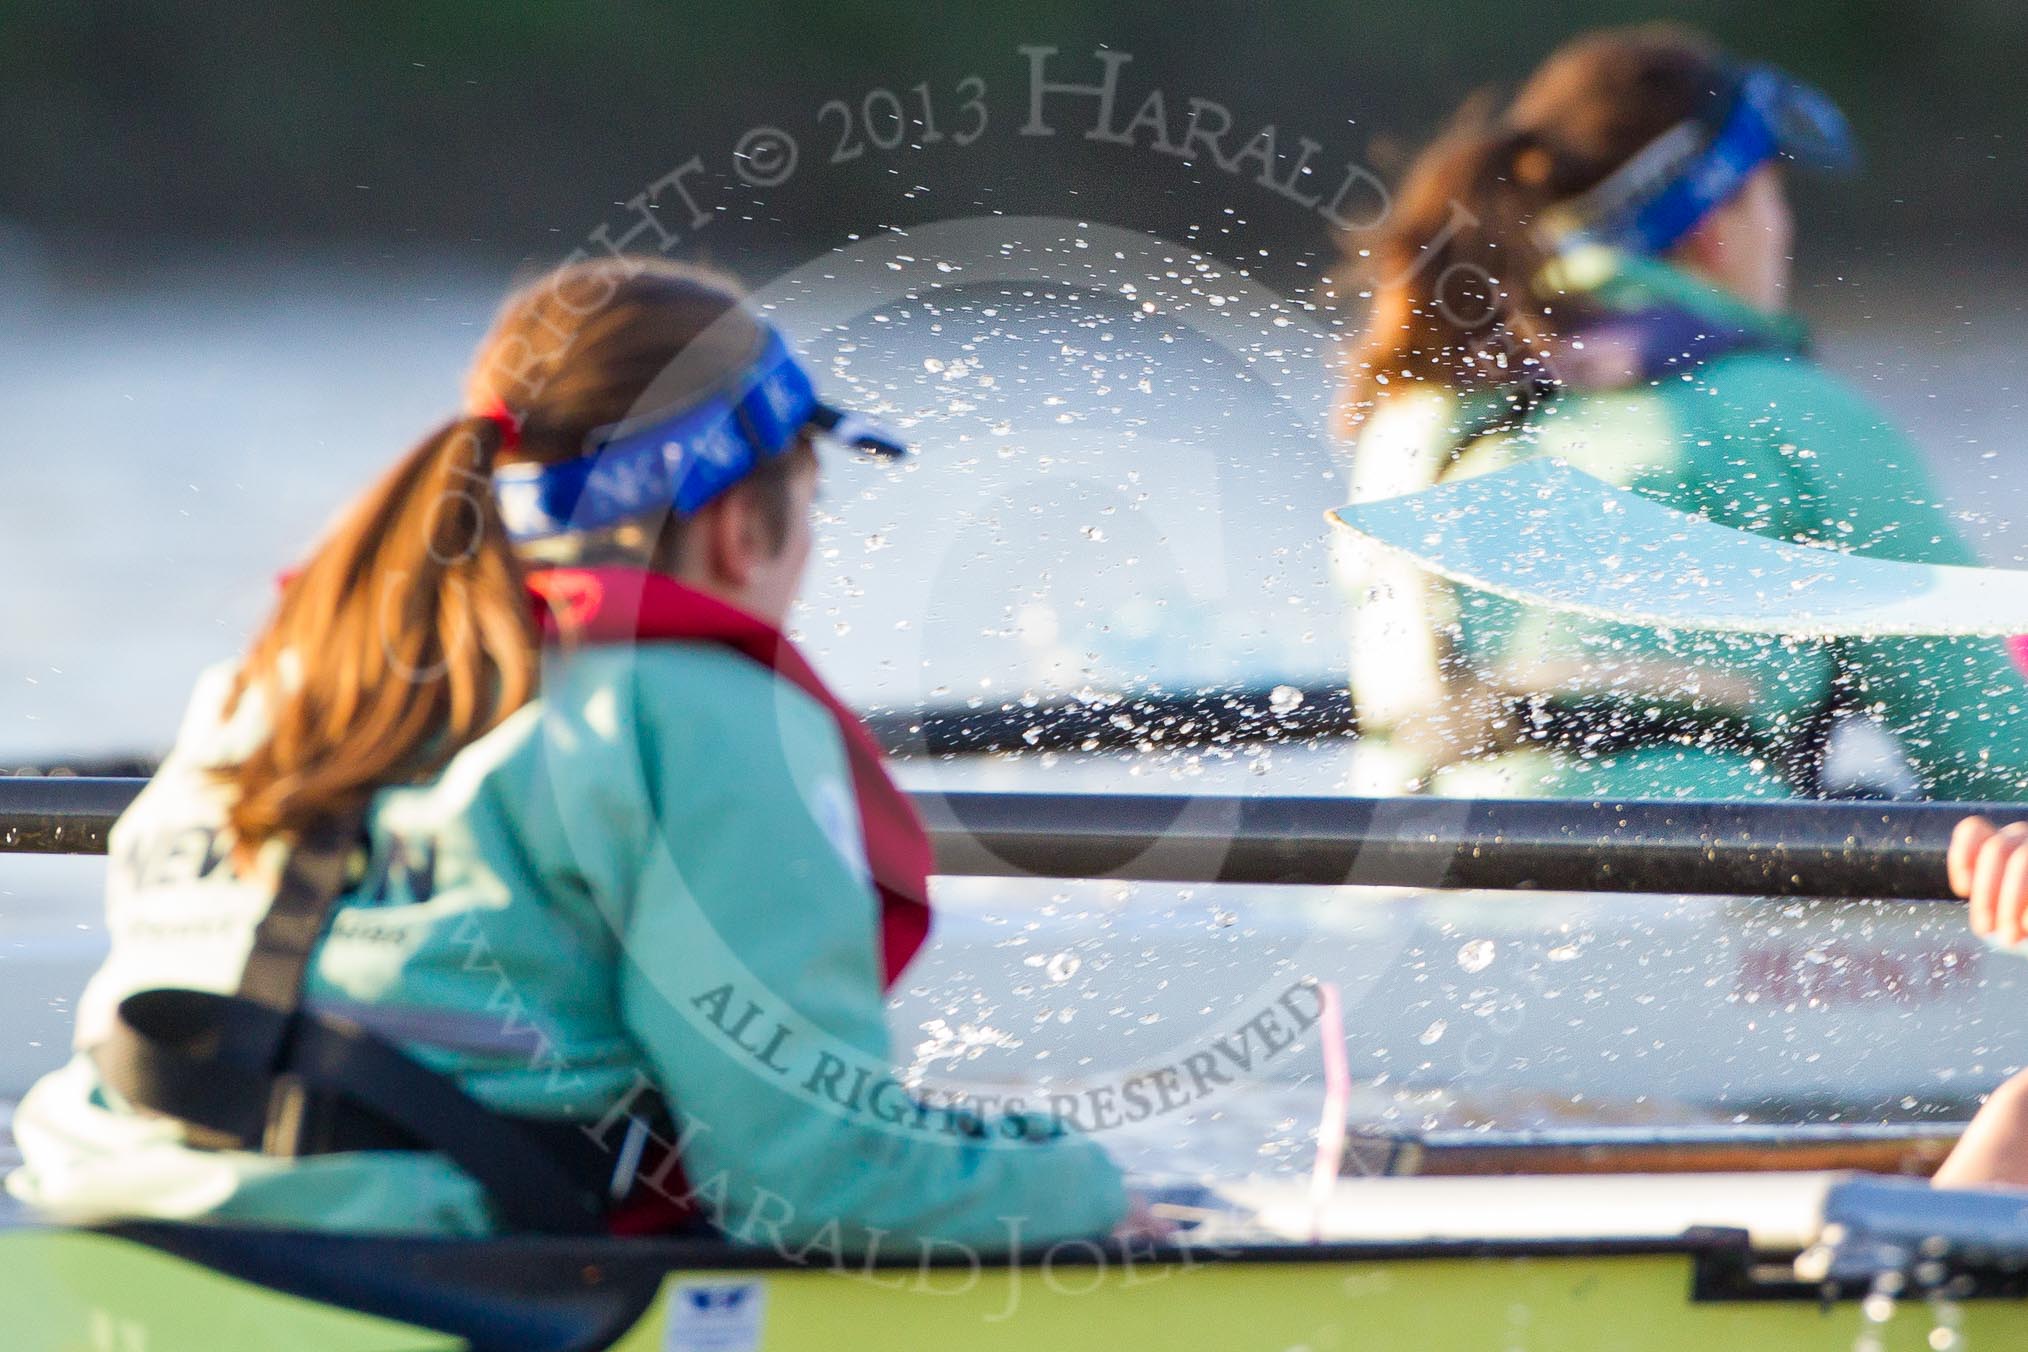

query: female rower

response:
[1339,23,2028,801]
[8,257,1138,1249]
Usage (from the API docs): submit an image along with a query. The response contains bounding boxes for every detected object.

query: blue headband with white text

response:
[493,326,906,543]
[1539,63,1856,257]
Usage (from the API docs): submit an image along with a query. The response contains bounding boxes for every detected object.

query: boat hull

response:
[3,1223,2020,1352]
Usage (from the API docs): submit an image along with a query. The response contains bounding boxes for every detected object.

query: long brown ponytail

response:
[221,256,771,856]
[223,414,535,852]
[1343,23,1727,422]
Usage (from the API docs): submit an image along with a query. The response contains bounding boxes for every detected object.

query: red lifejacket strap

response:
[525,567,933,985]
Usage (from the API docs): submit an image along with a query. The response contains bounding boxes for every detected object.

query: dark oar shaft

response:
[919,791,1982,899]
[0,776,2001,898]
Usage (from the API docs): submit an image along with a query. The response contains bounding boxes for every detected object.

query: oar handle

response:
[0,776,2012,900]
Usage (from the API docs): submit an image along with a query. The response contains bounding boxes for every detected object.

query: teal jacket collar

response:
[1535,246,1806,390]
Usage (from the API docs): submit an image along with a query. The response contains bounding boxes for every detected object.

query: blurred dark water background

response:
[4,2,2025,282]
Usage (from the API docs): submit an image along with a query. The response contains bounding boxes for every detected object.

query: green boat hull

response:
[3,1222,2019,1351]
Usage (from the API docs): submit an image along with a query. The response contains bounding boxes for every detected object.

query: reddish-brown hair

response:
[221,256,798,854]
[1344,23,1728,421]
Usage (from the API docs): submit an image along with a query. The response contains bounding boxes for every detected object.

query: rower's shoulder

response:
[152,659,270,769]
[552,641,840,751]
[567,638,815,699]
[1692,348,1900,432]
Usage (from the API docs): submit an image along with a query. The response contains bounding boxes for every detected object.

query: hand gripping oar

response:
[1330,458,2028,639]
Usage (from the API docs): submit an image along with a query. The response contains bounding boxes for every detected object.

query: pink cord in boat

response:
[1307,981,1350,1242]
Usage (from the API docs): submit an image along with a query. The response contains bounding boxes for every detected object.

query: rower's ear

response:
[691,483,766,592]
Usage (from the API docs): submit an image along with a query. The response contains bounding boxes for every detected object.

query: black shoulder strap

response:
[92,811,611,1234]
[236,812,362,1012]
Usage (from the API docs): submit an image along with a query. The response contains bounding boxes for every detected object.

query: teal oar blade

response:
[1330,458,2028,639]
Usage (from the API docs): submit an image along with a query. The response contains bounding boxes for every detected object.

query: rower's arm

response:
[1718,356,2028,799]
[616,651,1128,1254]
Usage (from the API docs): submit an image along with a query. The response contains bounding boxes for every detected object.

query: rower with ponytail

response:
[10,257,1140,1252]
[1338,22,2028,806]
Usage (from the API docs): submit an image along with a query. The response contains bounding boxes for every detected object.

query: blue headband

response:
[1542,63,1855,256]
[493,326,905,543]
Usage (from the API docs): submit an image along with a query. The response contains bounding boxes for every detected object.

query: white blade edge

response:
[1328,458,2028,639]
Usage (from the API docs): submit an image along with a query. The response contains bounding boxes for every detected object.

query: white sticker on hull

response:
[665,1279,766,1352]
